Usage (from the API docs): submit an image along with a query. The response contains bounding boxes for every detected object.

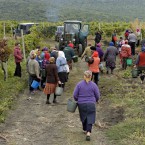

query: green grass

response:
[0,56,28,122]
[99,63,145,145]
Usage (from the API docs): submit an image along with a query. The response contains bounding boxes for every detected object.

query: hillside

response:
[0,0,145,22]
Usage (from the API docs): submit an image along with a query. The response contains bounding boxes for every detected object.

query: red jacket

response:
[88,51,100,73]
[14,47,23,63]
[138,52,145,66]
[120,44,131,58]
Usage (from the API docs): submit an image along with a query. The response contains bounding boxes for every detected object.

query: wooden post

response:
[21,29,26,62]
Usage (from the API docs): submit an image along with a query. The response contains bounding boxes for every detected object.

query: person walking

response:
[136,28,141,47]
[88,50,100,85]
[27,50,41,95]
[104,42,118,74]
[56,51,68,89]
[73,70,100,141]
[112,30,117,46]
[120,40,131,69]
[43,57,61,104]
[14,42,23,77]
[135,45,145,83]
[95,43,104,73]
[94,31,102,44]
[128,31,137,55]
[81,44,92,59]
[63,45,75,70]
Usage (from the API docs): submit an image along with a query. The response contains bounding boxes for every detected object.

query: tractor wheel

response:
[78,44,83,57]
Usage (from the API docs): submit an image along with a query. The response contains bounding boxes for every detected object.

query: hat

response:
[90,46,96,51]
[42,47,48,51]
[30,50,36,59]
[109,42,114,46]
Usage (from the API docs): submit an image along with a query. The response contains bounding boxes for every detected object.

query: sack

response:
[67,98,77,113]
[85,57,94,64]
[99,62,104,71]
[55,85,63,96]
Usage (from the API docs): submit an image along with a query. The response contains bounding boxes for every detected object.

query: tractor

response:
[59,20,89,56]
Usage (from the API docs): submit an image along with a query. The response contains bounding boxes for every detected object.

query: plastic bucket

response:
[31,80,40,89]
[72,56,78,63]
[55,86,63,96]
[126,58,132,66]
[67,98,77,113]
[131,69,138,78]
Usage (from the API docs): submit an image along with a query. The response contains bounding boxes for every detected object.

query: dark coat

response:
[104,46,118,68]
[45,63,59,84]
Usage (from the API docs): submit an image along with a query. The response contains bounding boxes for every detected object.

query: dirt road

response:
[0,57,109,145]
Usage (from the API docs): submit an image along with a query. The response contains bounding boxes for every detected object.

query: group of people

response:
[25,44,76,103]
[2,28,145,142]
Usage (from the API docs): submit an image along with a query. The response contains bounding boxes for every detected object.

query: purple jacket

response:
[14,47,23,63]
[96,47,104,61]
[73,80,100,104]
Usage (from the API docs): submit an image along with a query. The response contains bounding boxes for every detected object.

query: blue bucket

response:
[31,80,40,89]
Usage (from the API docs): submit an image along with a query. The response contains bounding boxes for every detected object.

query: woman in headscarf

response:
[96,43,104,73]
[88,51,100,85]
[28,50,41,95]
[43,57,61,104]
[73,70,100,141]
[120,40,131,70]
[104,42,118,74]
[56,51,68,89]
[135,45,145,83]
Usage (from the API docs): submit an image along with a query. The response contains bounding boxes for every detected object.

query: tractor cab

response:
[59,20,89,56]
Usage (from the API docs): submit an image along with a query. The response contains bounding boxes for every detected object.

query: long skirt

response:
[43,83,57,95]
[78,103,96,124]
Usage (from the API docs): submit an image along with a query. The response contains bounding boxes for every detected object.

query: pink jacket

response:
[14,47,23,63]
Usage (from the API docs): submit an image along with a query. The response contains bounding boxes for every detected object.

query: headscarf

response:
[84,70,92,78]
[45,52,50,60]
[42,47,48,51]
[96,43,101,47]
[58,51,65,58]
[92,51,98,57]
[109,42,114,46]
[29,50,36,59]
[141,46,145,52]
